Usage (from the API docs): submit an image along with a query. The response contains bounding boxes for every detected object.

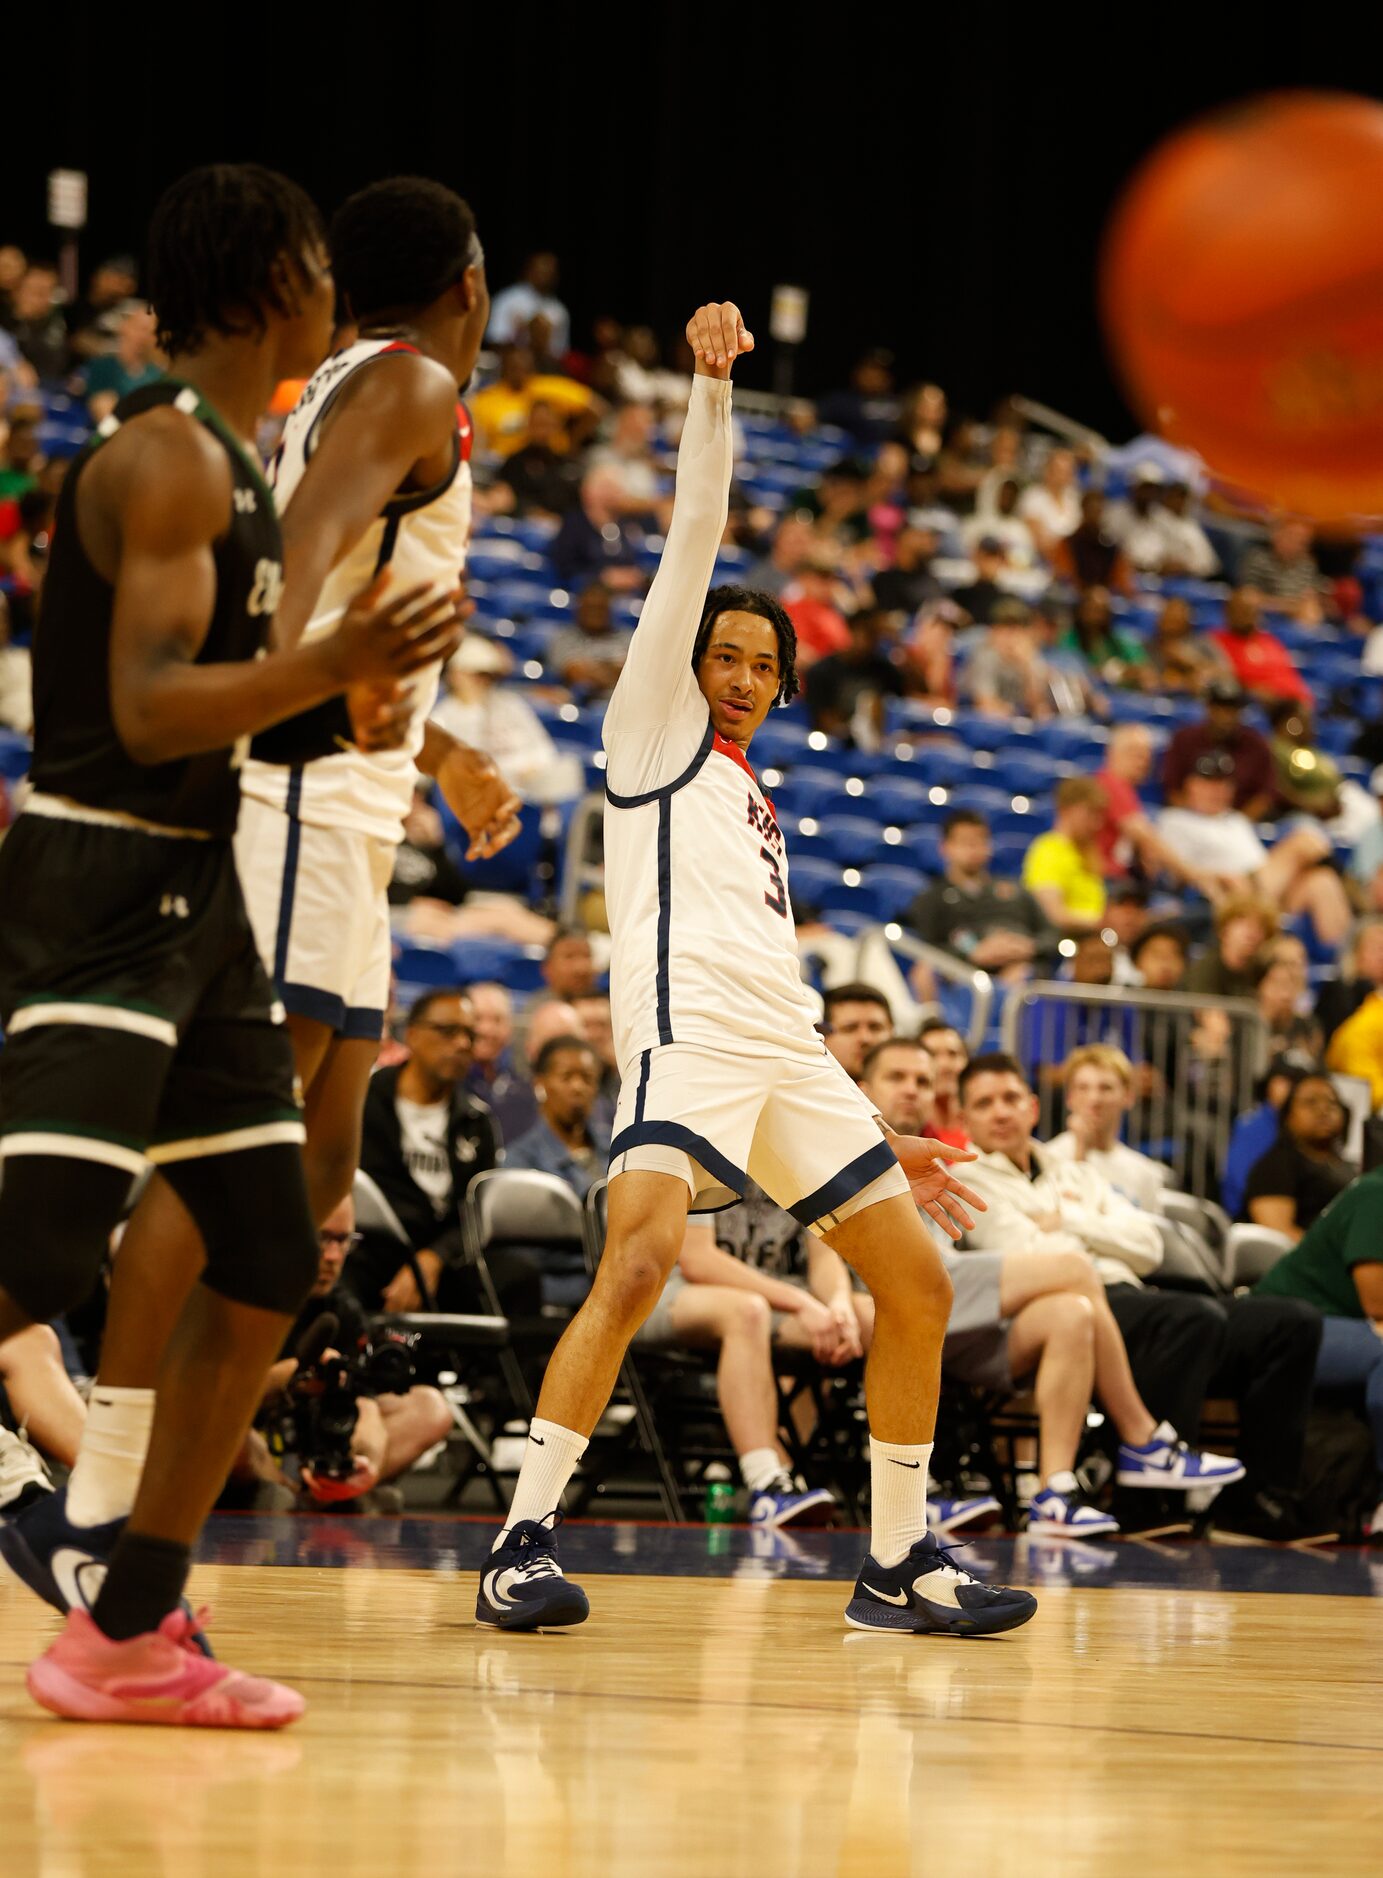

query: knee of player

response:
[599,1240,673,1323]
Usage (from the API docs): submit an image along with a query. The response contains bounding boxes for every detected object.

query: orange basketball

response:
[1101,91,1383,520]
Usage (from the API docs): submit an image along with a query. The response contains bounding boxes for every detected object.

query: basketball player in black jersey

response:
[0,165,463,1727]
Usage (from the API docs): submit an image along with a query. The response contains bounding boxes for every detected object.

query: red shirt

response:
[1211,629,1311,706]
[1094,768,1142,876]
[784,596,851,664]
[929,1120,971,1151]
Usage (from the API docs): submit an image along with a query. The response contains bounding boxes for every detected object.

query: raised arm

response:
[602,302,751,797]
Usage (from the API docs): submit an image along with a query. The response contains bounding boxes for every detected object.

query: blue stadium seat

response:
[990,833,1032,877]
[868,778,940,826]
[749,718,815,769]
[0,732,31,781]
[816,817,885,866]
[989,751,1074,796]
[859,863,929,920]
[786,856,849,913]
[392,943,468,989]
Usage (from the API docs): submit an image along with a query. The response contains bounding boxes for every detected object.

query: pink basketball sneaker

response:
[27,1608,305,1729]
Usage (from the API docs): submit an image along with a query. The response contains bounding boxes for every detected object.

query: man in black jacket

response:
[348,988,536,1315]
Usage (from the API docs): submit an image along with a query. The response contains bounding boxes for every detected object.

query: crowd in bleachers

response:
[4,239,1383,1547]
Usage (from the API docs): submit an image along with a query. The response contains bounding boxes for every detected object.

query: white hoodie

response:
[959,1140,1164,1289]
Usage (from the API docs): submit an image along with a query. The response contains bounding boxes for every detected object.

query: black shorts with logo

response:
[0,809,304,1179]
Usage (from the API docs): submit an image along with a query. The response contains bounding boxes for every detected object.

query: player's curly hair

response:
[692,585,799,705]
[146,164,326,357]
[330,178,479,323]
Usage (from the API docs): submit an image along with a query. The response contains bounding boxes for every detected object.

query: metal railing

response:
[1001,982,1267,1200]
[855,927,994,1052]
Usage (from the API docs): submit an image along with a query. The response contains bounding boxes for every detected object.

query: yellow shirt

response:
[1022,832,1106,921]
[1326,992,1383,1108]
[469,374,600,458]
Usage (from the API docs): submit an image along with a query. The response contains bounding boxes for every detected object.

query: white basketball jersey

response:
[601,374,824,1069]
[240,339,473,841]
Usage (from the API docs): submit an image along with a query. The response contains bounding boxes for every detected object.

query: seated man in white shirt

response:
[957,1053,1333,1537]
[798,1039,1226,1534]
[1157,752,1351,950]
[1047,1044,1169,1213]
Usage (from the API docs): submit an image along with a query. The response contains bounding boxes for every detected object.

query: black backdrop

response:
[9,12,1383,437]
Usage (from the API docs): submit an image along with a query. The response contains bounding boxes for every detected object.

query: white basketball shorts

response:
[236,793,395,1042]
[608,1042,909,1235]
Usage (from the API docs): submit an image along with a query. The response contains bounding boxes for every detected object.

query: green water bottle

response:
[703,1464,736,1523]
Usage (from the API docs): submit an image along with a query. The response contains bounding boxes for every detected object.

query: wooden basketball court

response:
[2,1518,1380,1876]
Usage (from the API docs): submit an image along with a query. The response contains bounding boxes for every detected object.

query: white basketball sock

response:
[869,1435,934,1568]
[739,1448,783,1494]
[67,1386,155,1527]
[497,1418,588,1544]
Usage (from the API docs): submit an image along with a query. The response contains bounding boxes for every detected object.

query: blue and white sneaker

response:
[1116,1421,1246,1491]
[0,1424,53,1517]
[844,1532,1038,1637]
[748,1473,836,1529]
[476,1514,590,1631]
[0,1480,214,1655]
[928,1493,1002,1538]
[1027,1477,1120,1538]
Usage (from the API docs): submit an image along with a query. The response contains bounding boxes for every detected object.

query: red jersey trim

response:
[713,732,776,819]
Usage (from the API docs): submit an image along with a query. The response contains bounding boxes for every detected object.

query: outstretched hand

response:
[688,302,754,380]
[890,1134,987,1242]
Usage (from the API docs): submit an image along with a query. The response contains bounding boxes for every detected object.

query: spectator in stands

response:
[1103,466,1164,558]
[898,599,959,705]
[1022,778,1108,935]
[0,592,32,734]
[1243,1073,1354,1239]
[958,1053,1322,1538]
[466,982,528,1137]
[973,424,1024,518]
[64,254,139,359]
[504,1037,610,1306]
[818,348,900,446]
[527,926,598,1015]
[432,637,580,805]
[1059,586,1149,689]
[1184,893,1275,998]
[487,251,571,356]
[0,244,26,325]
[1158,757,1352,948]
[352,989,514,1315]
[1239,519,1332,625]
[81,301,162,421]
[963,598,1055,718]
[1222,1056,1315,1220]
[951,536,1016,627]
[1325,975,1383,1111]
[269,1199,454,1510]
[1253,1164,1383,1542]
[496,401,583,516]
[589,402,664,518]
[1319,917,1383,1045]
[547,580,635,693]
[8,263,67,381]
[470,344,602,459]
[550,465,645,591]
[850,1038,1213,1535]
[1018,447,1081,560]
[896,381,947,475]
[0,406,43,501]
[1152,481,1220,578]
[1257,951,1321,1060]
[1130,920,1190,992]
[917,1019,970,1148]
[1147,597,1231,695]
[1104,882,1151,984]
[803,608,903,744]
[746,514,818,599]
[1268,701,1379,843]
[870,524,942,615]
[390,786,554,949]
[1048,1045,1168,1211]
[1211,588,1312,708]
[781,547,852,665]
[961,476,1037,568]
[903,809,1056,980]
[1052,494,1134,597]
[1162,677,1276,818]
[821,982,894,1081]
[639,1193,843,1528]
[1095,725,1217,897]
[571,991,620,1131]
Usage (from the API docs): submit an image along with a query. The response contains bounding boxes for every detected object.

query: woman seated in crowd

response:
[1147,596,1230,695]
[1056,586,1149,690]
[1243,1071,1355,1241]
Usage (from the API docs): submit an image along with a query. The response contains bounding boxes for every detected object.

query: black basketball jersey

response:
[30,379,285,838]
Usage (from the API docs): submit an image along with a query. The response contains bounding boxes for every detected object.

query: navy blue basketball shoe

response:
[476,1514,591,1631]
[845,1531,1038,1636]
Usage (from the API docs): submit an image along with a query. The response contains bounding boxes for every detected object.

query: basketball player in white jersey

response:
[236,177,521,1226]
[478,305,1038,1639]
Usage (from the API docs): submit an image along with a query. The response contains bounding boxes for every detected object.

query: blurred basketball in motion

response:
[1101,91,1383,519]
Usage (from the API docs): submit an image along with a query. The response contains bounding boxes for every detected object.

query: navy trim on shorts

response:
[788,1138,900,1228]
[603,719,714,810]
[272,767,305,988]
[607,1119,746,1205]
[341,1005,386,1043]
[279,979,347,1031]
[655,800,673,1045]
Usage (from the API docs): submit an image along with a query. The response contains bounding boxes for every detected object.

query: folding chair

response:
[461,1168,589,1403]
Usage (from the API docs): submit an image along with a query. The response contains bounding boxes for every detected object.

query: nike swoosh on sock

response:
[888,1459,921,1469]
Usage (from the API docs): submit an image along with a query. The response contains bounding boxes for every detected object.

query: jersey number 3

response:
[759,845,787,918]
